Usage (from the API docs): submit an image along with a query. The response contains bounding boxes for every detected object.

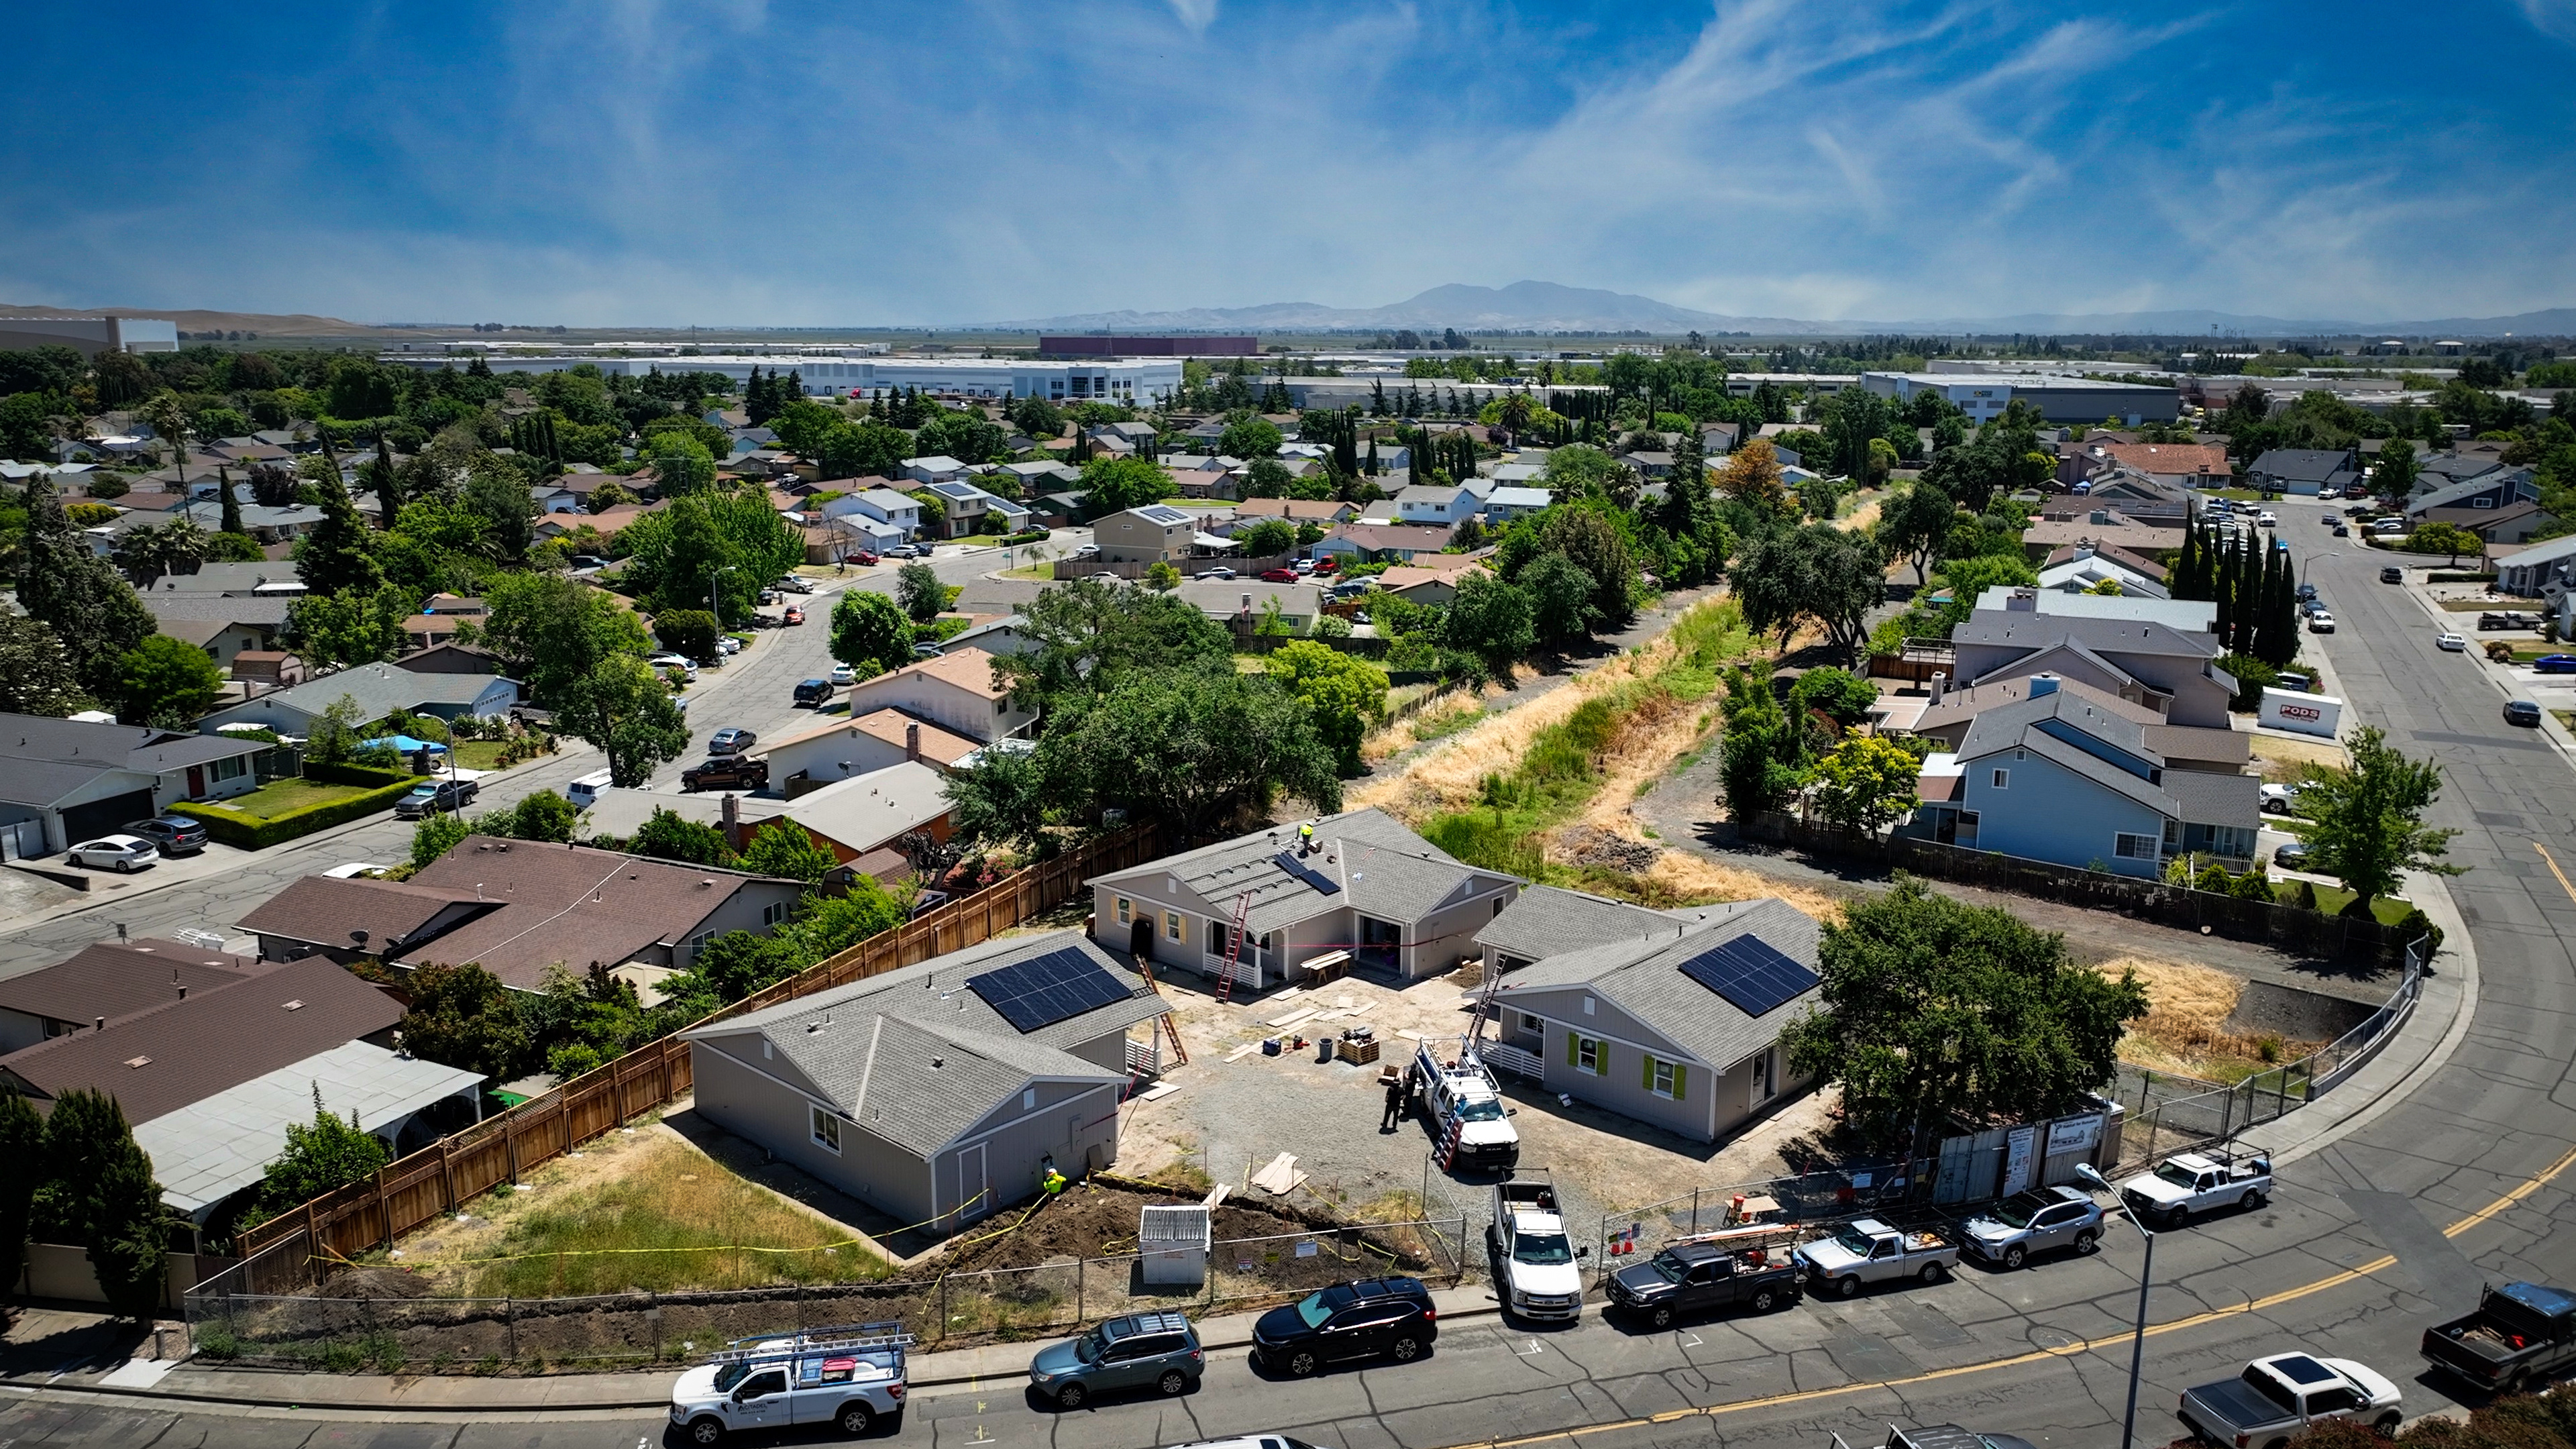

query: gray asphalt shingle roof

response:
[1474,885,1748,963]
[1492,899,1823,1070]
[1091,808,1518,936]
[688,931,1150,1157]
[213,661,509,722]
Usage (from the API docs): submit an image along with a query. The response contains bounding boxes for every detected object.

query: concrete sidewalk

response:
[7,1283,1504,1415]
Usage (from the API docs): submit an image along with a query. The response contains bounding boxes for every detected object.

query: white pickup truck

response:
[1792,1218,1960,1298]
[1415,1042,1520,1173]
[2177,1350,2402,1447]
[669,1321,910,1444]
[1489,1173,1586,1321]
[2116,1150,2271,1229]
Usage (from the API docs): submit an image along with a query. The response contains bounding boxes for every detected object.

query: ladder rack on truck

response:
[704,1321,914,1366]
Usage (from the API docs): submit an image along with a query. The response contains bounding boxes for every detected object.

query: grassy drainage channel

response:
[1417,600,1755,888]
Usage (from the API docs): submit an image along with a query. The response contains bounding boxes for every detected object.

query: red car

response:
[783,606,805,626]
[1309,556,1337,574]
[1260,568,1299,583]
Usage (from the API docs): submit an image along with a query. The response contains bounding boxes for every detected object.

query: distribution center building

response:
[378,352,1181,404]
[1860,371,2181,426]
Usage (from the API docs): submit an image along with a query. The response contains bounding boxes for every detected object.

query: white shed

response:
[1138,1204,1211,1287]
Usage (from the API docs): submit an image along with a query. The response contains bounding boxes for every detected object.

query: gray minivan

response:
[1026,1311,1202,1409]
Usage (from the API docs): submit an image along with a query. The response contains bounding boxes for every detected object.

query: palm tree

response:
[113,518,209,586]
[140,392,192,493]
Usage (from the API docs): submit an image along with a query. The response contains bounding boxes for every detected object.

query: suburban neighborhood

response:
[3,9,2575,1449]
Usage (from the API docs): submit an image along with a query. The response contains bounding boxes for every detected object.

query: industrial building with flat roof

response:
[379,352,1182,404]
[1040,335,1255,357]
[1860,370,2181,426]
[0,315,177,355]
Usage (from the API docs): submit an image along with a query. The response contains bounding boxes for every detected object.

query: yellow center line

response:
[1434,1133,2576,1448]
[2536,842,2576,907]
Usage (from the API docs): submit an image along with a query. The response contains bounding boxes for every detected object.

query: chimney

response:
[95,1016,105,1032]
[2006,588,2038,613]
[2029,672,2060,698]
[720,792,742,852]
[905,722,920,763]
[1929,671,1947,704]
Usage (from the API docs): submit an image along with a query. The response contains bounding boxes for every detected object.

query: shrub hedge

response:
[171,777,419,849]
[305,763,415,790]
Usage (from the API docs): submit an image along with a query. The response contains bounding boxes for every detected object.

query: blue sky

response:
[5,1,2574,327]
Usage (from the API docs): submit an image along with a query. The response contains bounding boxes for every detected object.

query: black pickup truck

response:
[1603,1242,1800,1328]
[2423,1281,2576,1393]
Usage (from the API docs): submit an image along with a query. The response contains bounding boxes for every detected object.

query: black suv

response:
[794,678,834,706]
[1251,1276,1437,1377]
[682,757,769,792]
[121,816,210,857]
[2380,566,2406,583]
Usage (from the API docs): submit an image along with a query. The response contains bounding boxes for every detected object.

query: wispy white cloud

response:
[1166,0,1220,34]
[2516,0,2576,42]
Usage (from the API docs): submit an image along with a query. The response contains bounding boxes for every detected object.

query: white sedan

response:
[2436,631,2468,652]
[2308,612,2337,633]
[830,662,856,686]
[67,835,160,873]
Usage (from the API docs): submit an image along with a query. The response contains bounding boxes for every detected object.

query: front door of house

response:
[1131,918,1154,963]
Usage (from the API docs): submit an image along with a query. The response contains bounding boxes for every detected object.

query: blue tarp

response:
[386,735,449,755]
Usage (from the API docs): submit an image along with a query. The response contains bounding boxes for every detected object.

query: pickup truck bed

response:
[2422,1282,2576,1391]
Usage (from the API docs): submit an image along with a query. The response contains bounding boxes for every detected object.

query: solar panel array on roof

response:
[1676,934,1819,1017]
[965,949,1136,1033]
[1270,850,1342,896]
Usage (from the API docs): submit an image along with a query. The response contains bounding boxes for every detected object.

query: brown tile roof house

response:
[2022,515,2182,559]
[2043,541,2169,582]
[838,647,1031,744]
[237,837,805,990]
[0,953,399,1126]
[1313,523,1456,563]
[1234,497,1358,524]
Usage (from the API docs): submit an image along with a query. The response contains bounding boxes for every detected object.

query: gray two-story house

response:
[1088,809,1522,987]
[1950,610,2238,728]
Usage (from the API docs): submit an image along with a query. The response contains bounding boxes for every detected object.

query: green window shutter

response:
[1641,1053,1656,1091]
[1566,1029,1578,1066]
[1672,1063,1687,1101]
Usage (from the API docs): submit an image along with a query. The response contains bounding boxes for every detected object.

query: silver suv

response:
[1027,1311,1203,1409]
[1960,1185,2103,1271]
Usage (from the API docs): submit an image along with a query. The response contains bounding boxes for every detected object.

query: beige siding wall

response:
[934,1080,1121,1224]
[688,1041,936,1225]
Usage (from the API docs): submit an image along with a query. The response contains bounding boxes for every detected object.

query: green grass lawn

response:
[449,741,513,770]
[2304,885,2414,926]
[217,777,384,821]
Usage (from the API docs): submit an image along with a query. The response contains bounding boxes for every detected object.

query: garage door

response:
[60,788,156,848]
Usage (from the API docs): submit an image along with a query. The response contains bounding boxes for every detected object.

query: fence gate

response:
[0,820,42,861]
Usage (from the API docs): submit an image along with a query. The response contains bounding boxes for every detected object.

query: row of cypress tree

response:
[0,1086,168,1322]
[2171,511,2302,667]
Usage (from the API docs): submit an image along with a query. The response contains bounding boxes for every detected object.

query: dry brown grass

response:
[2249,732,2347,782]
[1638,850,1850,922]
[1570,694,1721,835]
[2104,955,2316,1076]
[1361,687,1489,763]
[1350,639,1678,819]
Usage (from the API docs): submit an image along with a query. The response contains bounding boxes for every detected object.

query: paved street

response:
[8,539,2576,1448]
[0,535,1073,984]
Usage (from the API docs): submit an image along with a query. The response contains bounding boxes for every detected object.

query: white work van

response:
[566,769,613,810]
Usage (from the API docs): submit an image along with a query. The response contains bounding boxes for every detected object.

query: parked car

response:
[1490,1174,1583,1320]
[667,1322,909,1445]
[2296,582,2318,600]
[830,663,855,686]
[2437,631,2468,651]
[682,757,769,792]
[321,861,386,879]
[2534,655,2576,674]
[1259,568,1299,583]
[708,728,757,755]
[1872,1428,2041,1449]
[1072,543,1100,558]
[648,653,700,680]
[2116,1149,2270,1228]
[394,780,480,819]
[65,835,159,873]
[2259,783,2306,815]
[121,816,209,857]
[1088,572,1122,583]
[883,543,923,559]
[847,549,880,567]
[2422,1281,2576,1394]
[912,643,945,657]
[2257,511,2278,527]
[1605,1242,1801,1326]
[1252,1277,1438,1377]
[2332,522,2349,537]
[568,769,613,810]
[783,606,805,626]
[794,678,834,706]
[716,635,741,655]
[1959,1185,2103,1271]
[1026,1311,1202,1408]
[2274,841,2311,869]
[1197,566,1237,580]
[2177,1352,2402,1446]
[2380,566,2406,583]
[2480,610,2542,631]
[773,576,812,594]
[2308,612,2336,633]
[2505,700,2544,728]
[1794,1219,1959,1297]
[1292,558,1316,574]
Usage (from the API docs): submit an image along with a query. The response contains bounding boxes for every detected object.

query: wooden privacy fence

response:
[220,823,1173,1286]
[1737,813,2418,967]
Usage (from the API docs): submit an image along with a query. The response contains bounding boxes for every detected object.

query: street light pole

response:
[710,564,739,633]
[2078,1162,2154,1449]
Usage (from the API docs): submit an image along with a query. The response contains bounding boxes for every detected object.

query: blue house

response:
[1916,675,2259,876]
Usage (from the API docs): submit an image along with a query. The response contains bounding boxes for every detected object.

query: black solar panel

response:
[1271,850,1342,896]
[1676,934,1819,1017]
[966,949,1134,1032]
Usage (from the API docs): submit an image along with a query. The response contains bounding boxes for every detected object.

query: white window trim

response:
[1115,896,1132,926]
[1991,768,2009,789]
[810,1106,843,1155]
[1650,1058,1677,1100]
[1575,1034,1603,1076]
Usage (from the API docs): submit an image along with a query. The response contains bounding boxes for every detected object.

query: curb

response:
[5,1295,1509,1417]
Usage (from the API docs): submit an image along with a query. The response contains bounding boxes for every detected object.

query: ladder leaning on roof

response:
[1130,960,1191,1065]
[1216,891,1252,1005]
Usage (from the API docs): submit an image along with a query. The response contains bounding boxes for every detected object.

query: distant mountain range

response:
[987,282,2576,339]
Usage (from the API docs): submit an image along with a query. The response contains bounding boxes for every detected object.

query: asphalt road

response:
[0,535,1068,983]
[8,538,2576,1449]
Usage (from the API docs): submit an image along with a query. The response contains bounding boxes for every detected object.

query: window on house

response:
[810,1106,841,1154]
[686,931,714,956]
[1572,1034,1603,1075]
[1519,1012,1542,1034]
[1116,896,1132,926]
[1647,1057,1681,1100]
[209,756,246,782]
[1992,769,2009,789]
[1165,912,1183,942]
[1581,996,1595,1016]
[2114,832,2160,860]
[1022,1087,1037,1111]
[763,902,790,926]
